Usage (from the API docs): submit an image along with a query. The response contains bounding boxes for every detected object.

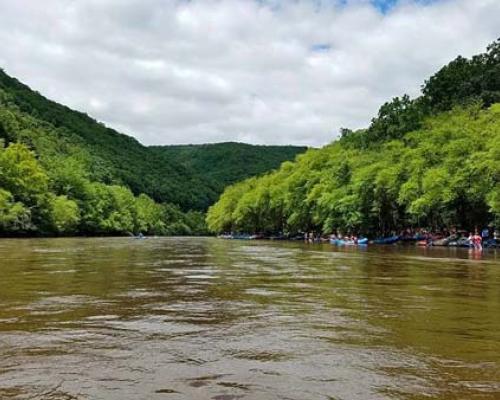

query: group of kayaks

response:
[330,234,498,248]
[218,233,498,248]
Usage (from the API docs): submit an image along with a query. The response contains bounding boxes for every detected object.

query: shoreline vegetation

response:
[1,41,499,239]
[207,40,500,241]
[0,141,209,237]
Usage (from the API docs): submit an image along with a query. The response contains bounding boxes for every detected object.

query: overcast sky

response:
[0,0,498,146]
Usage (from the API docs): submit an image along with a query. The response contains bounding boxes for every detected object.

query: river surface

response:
[0,238,499,400]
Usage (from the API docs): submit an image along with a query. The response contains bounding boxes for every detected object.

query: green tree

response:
[0,189,31,233]
[49,195,80,234]
[135,193,165,234]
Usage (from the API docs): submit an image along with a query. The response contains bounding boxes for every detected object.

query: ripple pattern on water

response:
[0,237,499,399]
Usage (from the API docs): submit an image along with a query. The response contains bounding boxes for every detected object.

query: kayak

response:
[432,237,451,246]
[373,236,400,245]
[232,234,253,240]
[330,238,368,246]
[217,234,254,240]
[448,238,471,247]
[484,239,498,248]
[400,233,427,242]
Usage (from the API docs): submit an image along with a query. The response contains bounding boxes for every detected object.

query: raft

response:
[330,238,368,246]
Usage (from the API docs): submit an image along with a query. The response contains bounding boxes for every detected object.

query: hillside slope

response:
[152,142,307,194]
[0,69,306,210]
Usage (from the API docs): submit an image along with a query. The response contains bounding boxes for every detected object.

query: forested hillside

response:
[152,142,306,194]
[207,40,500,235]
[0,69,306,211]
[0,70,305,236]
[0,105,206,236]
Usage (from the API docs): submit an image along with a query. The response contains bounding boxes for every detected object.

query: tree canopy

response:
[207,40,500,235]
[208,104,500,235]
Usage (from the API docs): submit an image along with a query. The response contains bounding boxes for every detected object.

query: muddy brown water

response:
[0,237,499,399]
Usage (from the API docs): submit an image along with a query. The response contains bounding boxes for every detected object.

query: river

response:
[0,238,499,399]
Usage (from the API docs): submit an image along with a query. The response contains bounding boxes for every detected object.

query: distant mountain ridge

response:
[0,68,306,211]
[152,142,307,194]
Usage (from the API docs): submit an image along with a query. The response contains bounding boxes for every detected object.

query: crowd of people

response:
[400,227,498,250]
[302,226,499,249]
[304,232,367,244]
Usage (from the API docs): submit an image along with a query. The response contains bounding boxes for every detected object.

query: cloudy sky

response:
[0,0,498,146]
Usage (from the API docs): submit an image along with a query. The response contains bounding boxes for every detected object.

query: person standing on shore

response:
[481,227,489,245]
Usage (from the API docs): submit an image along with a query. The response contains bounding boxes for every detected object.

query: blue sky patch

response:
[372,0,438,13]
[371,0,398,13]
[332,0,438,14]
[311,43,332,52]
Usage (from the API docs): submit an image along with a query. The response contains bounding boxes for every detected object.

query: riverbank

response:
[217,233,499,249]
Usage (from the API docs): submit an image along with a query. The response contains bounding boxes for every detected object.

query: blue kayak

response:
[373,235,400,245]
[330,238,368,246]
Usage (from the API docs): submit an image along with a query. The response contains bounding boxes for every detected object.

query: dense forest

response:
[0,70,305,236]
[0,70,305,211]
[151,142,306,195]
[207,40,500,236]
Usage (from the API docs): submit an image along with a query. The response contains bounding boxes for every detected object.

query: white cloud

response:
[0,0,498,146]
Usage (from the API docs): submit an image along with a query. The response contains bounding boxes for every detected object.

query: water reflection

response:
[0,238,499,399]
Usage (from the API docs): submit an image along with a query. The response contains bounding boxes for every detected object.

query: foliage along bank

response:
[0,140,207,236]
[207,41,500,236]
